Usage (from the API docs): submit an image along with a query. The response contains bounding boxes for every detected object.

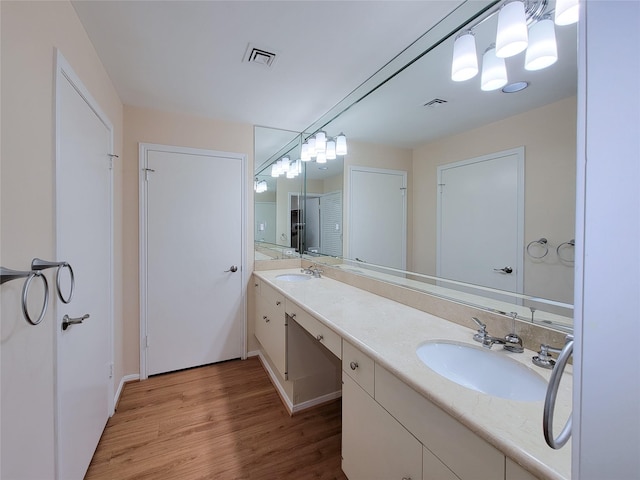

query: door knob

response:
[62,313,90,331]
[494,266,513,274]
[224,265,238,273]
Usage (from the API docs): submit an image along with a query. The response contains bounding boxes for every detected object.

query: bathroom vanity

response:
[252,268,572,480]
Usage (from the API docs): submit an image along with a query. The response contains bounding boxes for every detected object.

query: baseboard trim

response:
[114,373,140,411]
[255,351,294,414]
[291,390,342,415]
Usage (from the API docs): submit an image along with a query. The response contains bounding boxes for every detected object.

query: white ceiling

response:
[72,0,463,133]
[73,0,577,178]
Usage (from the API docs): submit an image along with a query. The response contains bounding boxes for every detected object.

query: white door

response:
[437,148,524,294]
[140,144,245,377]
[55,53,113,479]
[348,167,407,269]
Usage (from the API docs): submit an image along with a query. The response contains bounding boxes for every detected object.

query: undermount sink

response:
[416,340,547,401]
[275,273,312,282]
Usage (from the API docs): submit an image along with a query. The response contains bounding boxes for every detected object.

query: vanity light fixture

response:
[316,151,327,164]
[315,131,326,153]
[525,14,557,70]
[450,0,577,90]
[326,138,337,160]
[254,178,267,193]
[495,0,529,58]
[481,45,508,91]
[307,137,317,158]
[301,142,311,161]
[554,0,579,26]
[451,31,479,82]
[335,133,348,156]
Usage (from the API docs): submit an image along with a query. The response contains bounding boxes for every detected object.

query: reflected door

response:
[437,148,524,294]
[348,167,407,269]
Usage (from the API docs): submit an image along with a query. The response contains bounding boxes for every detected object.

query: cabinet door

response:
[342,374,422,480]
[254,285,286,377]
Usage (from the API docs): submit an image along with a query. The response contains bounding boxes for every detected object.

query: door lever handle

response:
[62,313,90,331]
[494,266,513,274]
[224,265,238,273]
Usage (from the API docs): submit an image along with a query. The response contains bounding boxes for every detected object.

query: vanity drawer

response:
[342,340,375,396]
[286,300,341,359]
[261,281,285,314]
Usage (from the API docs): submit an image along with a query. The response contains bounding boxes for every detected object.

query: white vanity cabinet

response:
[254,278,287,378]
[342,373,423,480]
[285,300,342,359]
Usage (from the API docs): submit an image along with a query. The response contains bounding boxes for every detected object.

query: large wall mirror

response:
[255,0,577,333]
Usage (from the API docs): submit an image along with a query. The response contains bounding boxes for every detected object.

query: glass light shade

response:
[495,1,528,58]
[294,159,302,175]
[555,0,579,25]
[335,133,347,156]
[316,151,327,164]
[256,180,267,193]
[525,18,558,71]
[286,169,296,179]
[315,131,326,153]
[279,157,290,174]
[451,32,478,82]
[326,139,336,160]
[481,47,508,91]
[271,164,280,177]
[301,142,310,161]
[308,137,317,158]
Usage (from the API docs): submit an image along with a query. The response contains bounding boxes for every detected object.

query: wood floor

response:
[86,357,348,480]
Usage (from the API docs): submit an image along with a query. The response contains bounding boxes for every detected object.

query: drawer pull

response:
[316,334,324,341]
[276,301,281,306]
[350,361,359,371]
[254,283,258,287]
[263,316,270,323]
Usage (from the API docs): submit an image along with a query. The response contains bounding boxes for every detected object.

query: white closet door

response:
[142,145,244,376]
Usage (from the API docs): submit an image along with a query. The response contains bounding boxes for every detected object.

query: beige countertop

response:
[255,268,572,480]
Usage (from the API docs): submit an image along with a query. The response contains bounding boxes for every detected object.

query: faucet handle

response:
[532,343,561,368]
[472,317,487,343]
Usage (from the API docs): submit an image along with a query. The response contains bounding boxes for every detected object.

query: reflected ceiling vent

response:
[243,43,278,68]
[423,98,448,108]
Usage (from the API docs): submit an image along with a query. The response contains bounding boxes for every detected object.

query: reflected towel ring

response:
[31,258,75,304]
[1,267,49,325]
[526,238,549,259]
[556,239,575,264]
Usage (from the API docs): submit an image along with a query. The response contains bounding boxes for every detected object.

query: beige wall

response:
[122,106,255,370]
[412,96,577,304]
[0,2,124,478]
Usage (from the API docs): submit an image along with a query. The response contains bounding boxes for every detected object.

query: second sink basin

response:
[416,340,547,401]
[275,273,312,282]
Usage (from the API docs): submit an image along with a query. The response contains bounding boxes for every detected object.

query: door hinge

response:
[143,168,155,181]
[145,335,149,348]
[107,153,118,170]
[109,363,114,379]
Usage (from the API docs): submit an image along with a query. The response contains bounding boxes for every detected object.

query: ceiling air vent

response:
[243,44,277,68]
[423,98,448,108]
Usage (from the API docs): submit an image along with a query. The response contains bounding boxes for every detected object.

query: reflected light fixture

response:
[326,139,337,160]
[315,131,326,153]
[301,142,310,161]
[335,133,348,156]
[555,0,579,26]
[254,178,267,193]
[451,31,478,81]
[525,14,557,70]
[481,45,508,91]
[316,151,327,164]
[495,0,528,58]
[308,137,317,158]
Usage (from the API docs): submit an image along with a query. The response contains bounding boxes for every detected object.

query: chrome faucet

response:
[471,316,523,352]
[532,343,563,369]
[301,265,323,278]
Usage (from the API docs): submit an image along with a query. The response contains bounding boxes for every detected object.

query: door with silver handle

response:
[62,313,90,331]
[543,334,573,449]
[224,265,238,273]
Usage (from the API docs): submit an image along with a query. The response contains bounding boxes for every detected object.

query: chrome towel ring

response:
[526,238,549,259]
[31,258,75,304]
[0,267,49,325]
[556,239,575,264]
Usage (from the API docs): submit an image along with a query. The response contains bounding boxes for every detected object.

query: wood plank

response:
[86,357,347,480]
